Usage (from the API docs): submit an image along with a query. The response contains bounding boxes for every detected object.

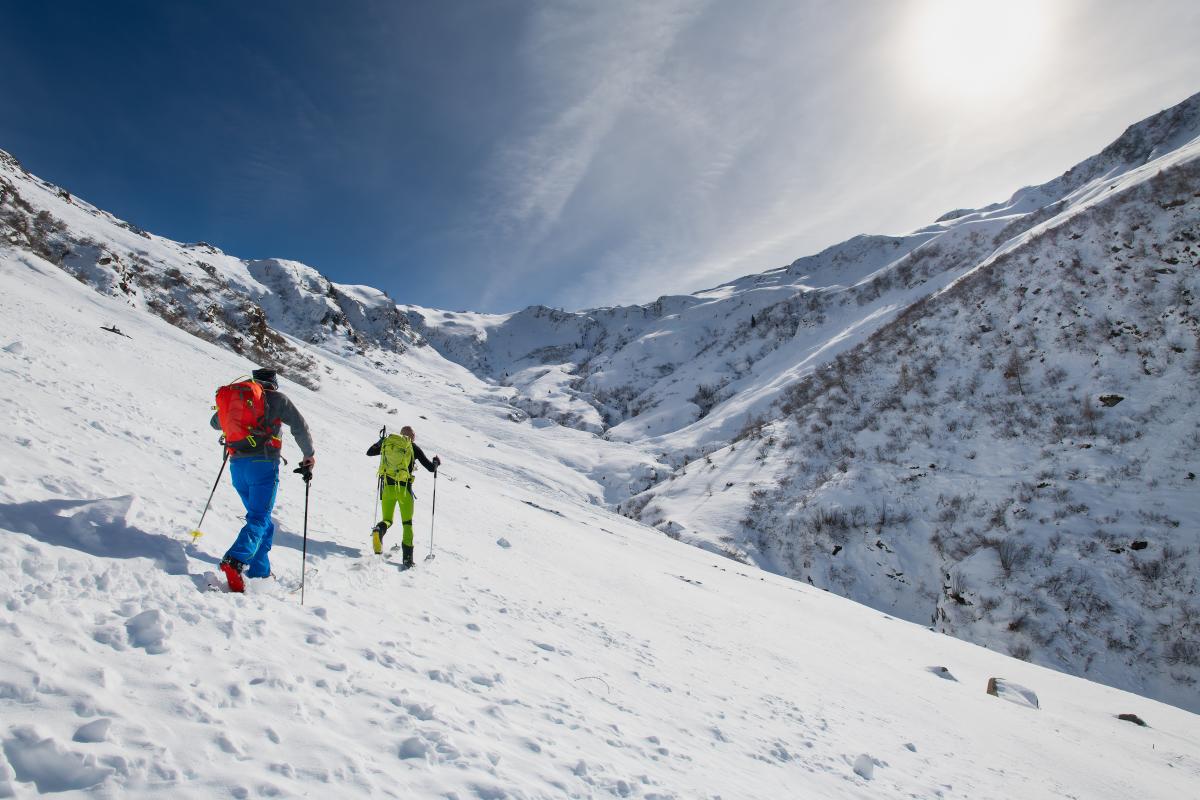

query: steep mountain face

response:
[624,97,1200,710]
[0,152,416,389]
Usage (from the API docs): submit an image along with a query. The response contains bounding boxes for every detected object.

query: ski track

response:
[2,252,1200,798]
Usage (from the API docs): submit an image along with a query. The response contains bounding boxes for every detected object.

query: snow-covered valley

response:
[0,91,1198,798]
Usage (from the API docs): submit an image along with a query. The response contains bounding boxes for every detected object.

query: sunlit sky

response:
[1,1,1197,313]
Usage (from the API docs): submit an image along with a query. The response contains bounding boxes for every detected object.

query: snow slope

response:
[3,225,1200,799]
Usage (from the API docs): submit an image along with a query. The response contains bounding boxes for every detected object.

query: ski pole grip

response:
[294,465,312,483]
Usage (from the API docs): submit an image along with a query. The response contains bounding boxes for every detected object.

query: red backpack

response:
[215,379,280,454]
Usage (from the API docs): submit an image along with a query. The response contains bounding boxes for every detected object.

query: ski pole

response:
[190,446,229,543]
[294,464,313,604]
[370,426,386,530]
[425,468,438,561]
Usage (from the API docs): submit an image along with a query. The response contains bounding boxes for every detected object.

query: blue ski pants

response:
[224,458,279,578]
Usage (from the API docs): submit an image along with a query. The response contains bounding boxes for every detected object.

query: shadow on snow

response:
[0,495,198,575]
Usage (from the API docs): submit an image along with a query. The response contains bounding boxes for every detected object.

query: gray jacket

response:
[210,390,315,461]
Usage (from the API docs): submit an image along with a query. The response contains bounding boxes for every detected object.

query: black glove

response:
[432,455,442,469]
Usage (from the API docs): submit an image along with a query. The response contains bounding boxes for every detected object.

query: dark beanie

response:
[252,368,278,388]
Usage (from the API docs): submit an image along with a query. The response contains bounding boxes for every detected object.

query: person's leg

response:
[225,459,280,567]
[246,517,276,578]
[380,482,399,531]
[375,482,399,553]
[399,485,415,547]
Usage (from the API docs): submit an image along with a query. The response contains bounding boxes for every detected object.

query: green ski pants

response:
[380,482,415,547]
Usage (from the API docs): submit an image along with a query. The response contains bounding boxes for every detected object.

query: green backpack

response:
[377,434,415,482]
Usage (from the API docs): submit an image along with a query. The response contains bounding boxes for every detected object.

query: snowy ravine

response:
[3,214,1200,799]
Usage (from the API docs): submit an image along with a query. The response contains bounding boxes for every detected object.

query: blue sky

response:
[2,1,1198,313]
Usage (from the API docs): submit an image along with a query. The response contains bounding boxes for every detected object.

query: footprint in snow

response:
[215,733,244,756]
[72,719,113,743]
[2,726,113,793]
[405,703,436,721]
[398,737,427,760]
[470,673,501,688]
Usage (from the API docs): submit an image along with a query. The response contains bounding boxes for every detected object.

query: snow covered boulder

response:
[852,753,883,780]
[986,678,1039,709]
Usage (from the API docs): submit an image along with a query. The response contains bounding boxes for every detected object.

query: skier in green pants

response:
[367,425,440,567]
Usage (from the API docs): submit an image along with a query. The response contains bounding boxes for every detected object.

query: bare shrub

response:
[1043,365,1068,388]
[1002,349,1027,394]
[1165,638,1199,666]
[873,502,912,534]
[987,500,1013,531]
[691,383,722,419]
[990,537,1033,576]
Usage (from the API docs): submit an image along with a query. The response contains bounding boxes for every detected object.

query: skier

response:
[211,368,315,592]
[368,425,440,567]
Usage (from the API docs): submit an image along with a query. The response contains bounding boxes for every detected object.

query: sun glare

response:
[904,0,1048,102]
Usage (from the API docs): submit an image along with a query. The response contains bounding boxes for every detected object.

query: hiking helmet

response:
[252,368,279,388]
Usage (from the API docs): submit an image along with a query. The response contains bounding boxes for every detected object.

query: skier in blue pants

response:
[226,458,281,580]
[211,368,315,592]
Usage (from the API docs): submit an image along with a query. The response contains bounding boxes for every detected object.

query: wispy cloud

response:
[471,1,880,311]
[459,0,1200,313]
[490,2,704,236]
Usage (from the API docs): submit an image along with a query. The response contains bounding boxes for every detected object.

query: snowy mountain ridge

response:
[0,152,418,390]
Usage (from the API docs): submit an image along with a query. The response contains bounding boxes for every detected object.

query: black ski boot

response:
[372,522,388,555]
[402,544,415,569]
